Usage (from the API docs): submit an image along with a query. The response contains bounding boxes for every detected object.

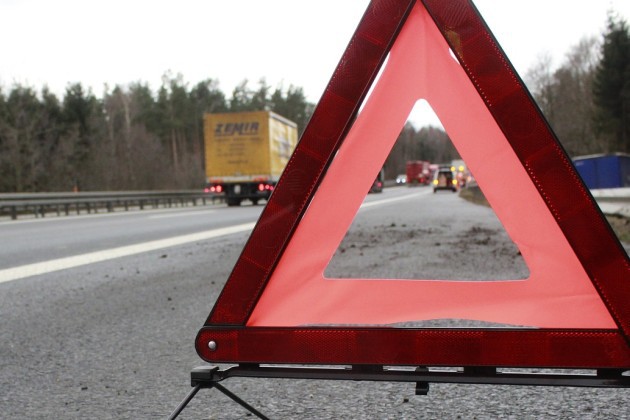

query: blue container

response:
[573,153,630,189]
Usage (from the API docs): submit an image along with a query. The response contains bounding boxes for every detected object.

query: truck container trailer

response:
[406,160,431,185]
[204,111,298,206]
[572,153,630,189]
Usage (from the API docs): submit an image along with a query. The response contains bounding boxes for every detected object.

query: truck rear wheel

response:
[226,198,241,207]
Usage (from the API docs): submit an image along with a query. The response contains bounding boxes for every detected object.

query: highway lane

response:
[1,186,628,419]
[0,203,263,270]
[0,187,428,282]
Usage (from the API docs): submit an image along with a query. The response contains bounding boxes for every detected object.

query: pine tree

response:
[592,13,630,153]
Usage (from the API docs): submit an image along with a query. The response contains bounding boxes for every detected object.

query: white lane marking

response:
[0,222,255,284]
[360,189,430,209]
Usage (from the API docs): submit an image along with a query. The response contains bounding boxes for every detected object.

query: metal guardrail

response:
[0,191,224,220]
[1,187,628,221]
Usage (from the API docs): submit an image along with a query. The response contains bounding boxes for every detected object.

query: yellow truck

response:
[203,110,298,206]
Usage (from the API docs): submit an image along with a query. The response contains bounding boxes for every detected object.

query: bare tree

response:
[551,37,601,155]
[525,52,557,120]
[527,37,601,156]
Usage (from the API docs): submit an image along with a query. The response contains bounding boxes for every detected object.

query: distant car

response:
[432,168,458,193]
[369,179,383,193]
[396,174,407,184]
[369,169,385,193]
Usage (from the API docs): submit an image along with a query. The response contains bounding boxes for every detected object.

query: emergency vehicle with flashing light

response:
[432,167,458,192]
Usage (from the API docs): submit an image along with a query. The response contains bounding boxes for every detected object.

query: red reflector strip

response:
[197,327,630,368]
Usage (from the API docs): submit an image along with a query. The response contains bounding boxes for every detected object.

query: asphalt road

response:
[1,187,628,419]
[0,203,263,269]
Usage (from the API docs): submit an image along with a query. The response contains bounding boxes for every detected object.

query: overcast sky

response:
[2,0,629,114]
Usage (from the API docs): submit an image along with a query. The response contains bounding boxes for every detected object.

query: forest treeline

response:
[0,76,314,192]
[0,14,628,192]
[524,14,630,157]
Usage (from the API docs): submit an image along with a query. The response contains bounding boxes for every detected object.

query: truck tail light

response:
[206,184,223,193]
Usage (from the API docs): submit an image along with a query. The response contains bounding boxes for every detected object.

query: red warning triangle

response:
[196,0,630,368]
